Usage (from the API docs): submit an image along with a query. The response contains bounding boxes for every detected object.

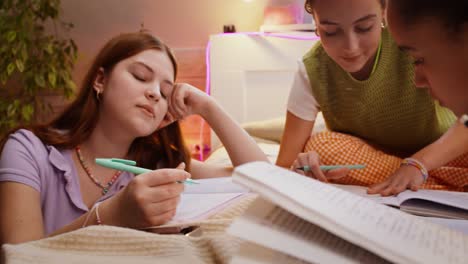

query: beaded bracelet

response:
[95,202,102,225]
[82,202,102,227]
[401,157,428,182]
[82,206,95,228]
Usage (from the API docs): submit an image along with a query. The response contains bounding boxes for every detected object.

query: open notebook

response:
[228,162,468,264]
[144,177,249,233]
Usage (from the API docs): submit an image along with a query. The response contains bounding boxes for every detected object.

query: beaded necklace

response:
[75,146,122,195]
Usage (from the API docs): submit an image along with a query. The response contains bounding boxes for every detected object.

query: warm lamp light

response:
[263,3,301,25]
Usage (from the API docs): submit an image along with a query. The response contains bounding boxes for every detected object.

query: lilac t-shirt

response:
[0,129,133,235]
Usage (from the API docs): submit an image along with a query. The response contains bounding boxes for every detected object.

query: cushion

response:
[241,112,327,143]
[242,117,285,143]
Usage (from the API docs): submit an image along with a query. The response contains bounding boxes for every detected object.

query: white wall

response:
[60,0,271,84]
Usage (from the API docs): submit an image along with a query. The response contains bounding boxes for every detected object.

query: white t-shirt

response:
[287,60,320,122]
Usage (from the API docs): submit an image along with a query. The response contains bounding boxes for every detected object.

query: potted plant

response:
[0,0,77,136]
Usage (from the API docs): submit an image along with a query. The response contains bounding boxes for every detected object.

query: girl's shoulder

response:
[2,128,67,170]
[6,128,48,153]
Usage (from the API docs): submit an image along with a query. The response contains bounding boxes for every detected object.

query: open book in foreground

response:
[228,162,468,264]
[144,177,249,233]
[334,185,468,220]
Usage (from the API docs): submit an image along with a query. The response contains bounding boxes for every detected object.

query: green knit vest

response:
[303,28,456,155]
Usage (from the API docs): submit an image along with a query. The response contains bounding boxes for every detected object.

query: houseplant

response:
[0,0,77,135]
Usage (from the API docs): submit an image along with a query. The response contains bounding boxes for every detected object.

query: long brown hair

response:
[1,32,191,170]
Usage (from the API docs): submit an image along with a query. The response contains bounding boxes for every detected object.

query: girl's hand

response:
[106,163,190,228]
[291,151,349,183]
[367,165,424,196]
[159,83,211,128]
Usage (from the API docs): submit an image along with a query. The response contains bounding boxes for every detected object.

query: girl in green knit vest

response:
[277,0,467,195]
[368,0,468,194]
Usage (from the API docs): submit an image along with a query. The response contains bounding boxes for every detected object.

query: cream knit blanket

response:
[3,195,257,264]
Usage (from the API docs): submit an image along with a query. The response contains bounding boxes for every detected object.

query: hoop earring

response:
[381,21,386,28]
[95,90,102,101]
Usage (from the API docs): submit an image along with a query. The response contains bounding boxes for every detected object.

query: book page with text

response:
[334,184,468,212]
[233,162,468,264]
[229,197,390,264]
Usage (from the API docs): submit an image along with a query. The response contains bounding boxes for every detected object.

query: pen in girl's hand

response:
[296,164,366,172]
[95,158,199,184]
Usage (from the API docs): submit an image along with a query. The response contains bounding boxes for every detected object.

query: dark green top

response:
[303,28,456,155]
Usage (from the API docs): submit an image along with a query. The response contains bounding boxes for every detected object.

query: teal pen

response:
[296,164,366,172]
[95,158,199,185]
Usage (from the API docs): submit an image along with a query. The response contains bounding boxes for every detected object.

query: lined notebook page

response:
[233,162,468,264]
[157,178,249,227]
[183,177,249,194]
[229,197,389,264]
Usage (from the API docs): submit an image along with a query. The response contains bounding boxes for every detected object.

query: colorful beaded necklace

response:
[75,146,122,195]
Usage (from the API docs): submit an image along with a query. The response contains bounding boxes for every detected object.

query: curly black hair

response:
[390,0,468,34]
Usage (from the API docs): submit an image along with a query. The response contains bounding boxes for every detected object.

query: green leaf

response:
[20,46,28,61]
[0,0,78,133]
[12,45,18,55]
[15,59,24,72]
[21,104,34,122]
[66,79,77,91]
[48,72,56,87]
[45,43,53,54]
[35,75,45,87]
[7,62,15,76]
[6,103,16,117]
[0,73,7,85]
[6,31,16,42]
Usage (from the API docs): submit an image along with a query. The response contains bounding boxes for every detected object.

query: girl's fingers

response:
[139,169,190,187]
[367,180,389,194]
[310,163,328,182]
[145,182,185,200]
[147,196,181,215]
[325,168,350,180]
[306,153,327,182]
[171,84,188,118]
[145,208,177,227]
[291,160,306,176]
